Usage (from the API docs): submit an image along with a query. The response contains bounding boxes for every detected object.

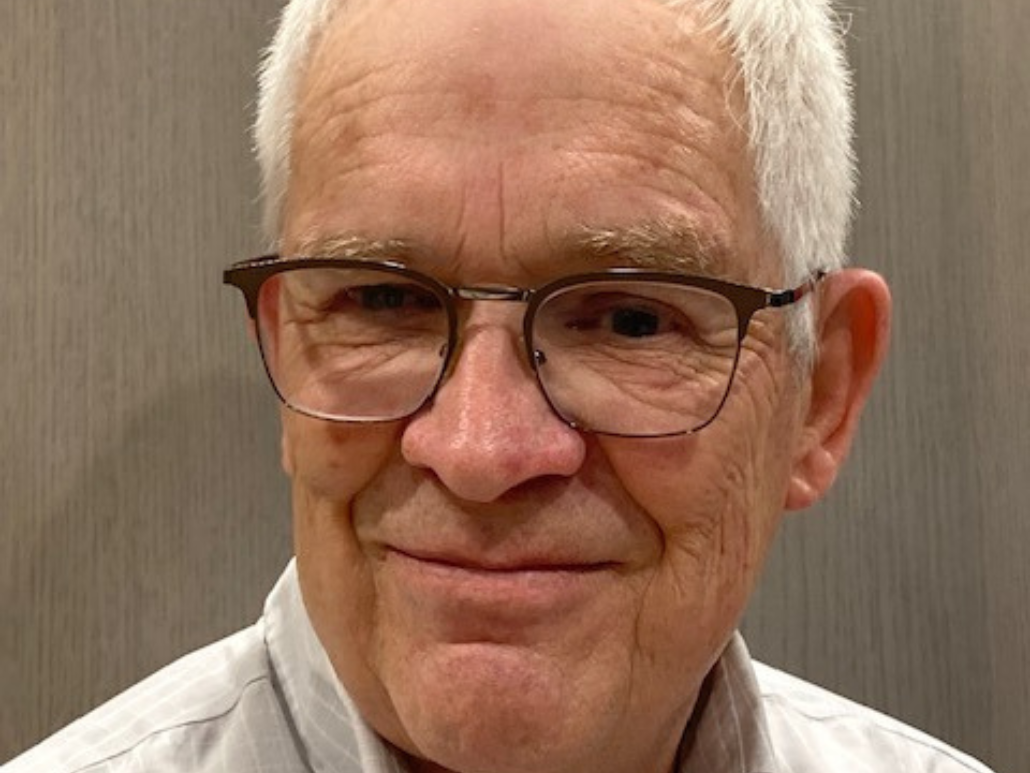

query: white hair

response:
[253,0,856,359]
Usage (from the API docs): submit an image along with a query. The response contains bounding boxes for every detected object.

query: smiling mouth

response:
[384,547,617,632]
[389,547,616,575]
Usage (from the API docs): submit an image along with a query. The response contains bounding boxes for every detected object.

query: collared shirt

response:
[4,562,995,773]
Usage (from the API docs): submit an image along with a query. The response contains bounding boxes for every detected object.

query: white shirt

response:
[4,561,995,773]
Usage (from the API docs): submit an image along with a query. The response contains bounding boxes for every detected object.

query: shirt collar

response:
[264,561,776,773]
[264,560,410,773]
[675,634,778,773]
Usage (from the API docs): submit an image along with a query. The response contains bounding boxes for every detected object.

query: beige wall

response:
[1,2,1026,771]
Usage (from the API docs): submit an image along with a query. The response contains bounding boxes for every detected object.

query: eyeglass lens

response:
[254,266,742,436]
[257,267,450,422]
[531,280,739,436]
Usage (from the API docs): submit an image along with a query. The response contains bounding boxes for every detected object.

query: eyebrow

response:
[566,220,733,278]
[291,234,417,262]
[291,219,733,279]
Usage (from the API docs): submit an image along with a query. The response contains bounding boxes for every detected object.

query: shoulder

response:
[3,623,305,773]
[752,661,995,773]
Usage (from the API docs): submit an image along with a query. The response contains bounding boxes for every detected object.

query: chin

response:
[385,642,618,773]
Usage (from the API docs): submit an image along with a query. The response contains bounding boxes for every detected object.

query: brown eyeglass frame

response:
[223,255,826,437]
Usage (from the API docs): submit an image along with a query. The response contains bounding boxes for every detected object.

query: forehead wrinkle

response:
[286,1,757,284]
[293,60,413,160]
[299,0,733,147]
[567,221,735,278]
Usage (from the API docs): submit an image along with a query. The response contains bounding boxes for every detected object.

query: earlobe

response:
[785,269,892,511]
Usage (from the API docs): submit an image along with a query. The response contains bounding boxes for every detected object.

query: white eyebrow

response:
[291,221,734,279]
[290,234,418,262]
[567,220,733,277]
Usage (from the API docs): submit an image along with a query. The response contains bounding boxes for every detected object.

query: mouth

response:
[388,546,617,576]
[381,546,618,634]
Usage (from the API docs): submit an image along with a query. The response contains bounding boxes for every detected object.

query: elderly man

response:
[6,0,995,772]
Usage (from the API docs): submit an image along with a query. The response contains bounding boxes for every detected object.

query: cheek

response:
[284,413,420,749]
[280,411,400,646]
[602,381,778,535]
[604,432,765,589]
[596,352,799,649]
[281,409,401,500]
[281,411,397,610]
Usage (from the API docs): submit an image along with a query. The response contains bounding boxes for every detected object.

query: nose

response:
[401,313,587,503]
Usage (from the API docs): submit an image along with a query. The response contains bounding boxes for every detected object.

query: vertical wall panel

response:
[0,0,291,758]
[1,2,1026,771]
[964,3,1030,768]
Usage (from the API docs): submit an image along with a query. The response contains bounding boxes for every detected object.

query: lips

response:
[380,545,616,638]
[388,545,615,574]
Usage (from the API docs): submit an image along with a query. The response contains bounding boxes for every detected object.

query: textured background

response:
[1,2,1026,771]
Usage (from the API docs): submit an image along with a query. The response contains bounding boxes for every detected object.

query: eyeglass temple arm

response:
[223,266,268,320]
[767,269,828,308]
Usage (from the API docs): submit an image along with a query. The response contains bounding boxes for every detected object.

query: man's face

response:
[280,1,807,771]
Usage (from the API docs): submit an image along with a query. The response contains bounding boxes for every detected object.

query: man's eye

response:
[610,307,660,338]
[357,284,409,310]
[563,297,677,340]
[322,283,439,314]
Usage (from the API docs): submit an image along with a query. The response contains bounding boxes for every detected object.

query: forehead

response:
[285,0,766,282]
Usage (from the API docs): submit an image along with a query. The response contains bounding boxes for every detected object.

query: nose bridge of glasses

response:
[452,285,532,303]
[447,284,536,356]
[444,285,535,367]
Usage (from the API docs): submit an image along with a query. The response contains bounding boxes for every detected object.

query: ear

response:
[785,269,892,510]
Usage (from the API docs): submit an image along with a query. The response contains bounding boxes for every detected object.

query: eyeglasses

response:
[224,256,824,438]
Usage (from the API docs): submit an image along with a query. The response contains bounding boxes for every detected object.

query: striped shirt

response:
[4,561,995,773]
